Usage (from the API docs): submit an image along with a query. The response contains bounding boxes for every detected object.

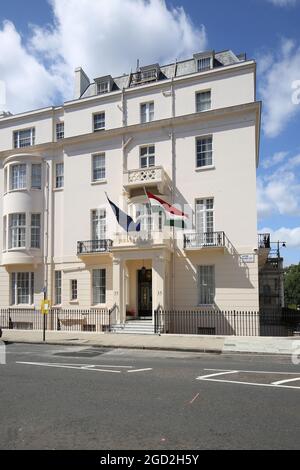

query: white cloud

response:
[259,226,300,248]
[257,151,300,218]
[262,151,289,169]
[266,0,297,6]
[258,38,300,137]
[0,21,61,113]
[0,0,207,113]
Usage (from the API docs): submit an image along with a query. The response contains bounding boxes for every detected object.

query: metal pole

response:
[43,288,46,342]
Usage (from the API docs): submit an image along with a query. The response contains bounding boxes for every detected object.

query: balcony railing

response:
[113,230,173,250]
[258,233,271,249]
[124,166,168,194]
[184,231,225,250]
[77,239,113,255]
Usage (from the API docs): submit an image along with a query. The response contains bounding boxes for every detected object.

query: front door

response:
[138,269,152,317]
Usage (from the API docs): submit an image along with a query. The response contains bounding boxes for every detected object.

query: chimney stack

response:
[74,67,90,99]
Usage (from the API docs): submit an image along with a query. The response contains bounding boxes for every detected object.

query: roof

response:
[81,49,245,99]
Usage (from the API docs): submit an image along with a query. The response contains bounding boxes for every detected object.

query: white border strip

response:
[196,377,300,390]
[271,377,300,386]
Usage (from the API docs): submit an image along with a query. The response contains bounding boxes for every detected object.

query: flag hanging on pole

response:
[145,190,188,228]
[106,193,141,232]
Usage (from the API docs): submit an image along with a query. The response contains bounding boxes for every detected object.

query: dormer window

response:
[131,64,160,86]
[194,52,214,73]
[95,75,113,94]
[97,81,109,94]
[141,69,157,81]
[197,57,212,72]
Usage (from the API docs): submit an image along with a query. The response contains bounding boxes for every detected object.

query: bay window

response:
[9,213,26,249]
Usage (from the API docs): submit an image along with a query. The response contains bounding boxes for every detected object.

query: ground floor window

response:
[92,269,106,304]
[198,265,215,306]
[70,279,78,301]
[11,272,34,305]
[55,271,62,305]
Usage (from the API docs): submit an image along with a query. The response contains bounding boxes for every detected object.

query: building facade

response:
[0,49,262,327]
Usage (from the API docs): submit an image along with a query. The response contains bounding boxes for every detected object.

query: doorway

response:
[137,269,152,318]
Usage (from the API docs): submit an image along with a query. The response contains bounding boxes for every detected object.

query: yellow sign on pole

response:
[41,300,51,314]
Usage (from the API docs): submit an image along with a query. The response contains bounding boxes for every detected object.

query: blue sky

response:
[0,0,299,265]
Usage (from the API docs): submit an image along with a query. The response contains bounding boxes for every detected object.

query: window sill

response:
[93,128,105,132]
[195,165,215,172]
[7,247,26,251]
[69,300,79,305]
[197,305,216,309]
[53,187,64,192]
[196,108,212,113]
[6,188,28,194]
[91,179,107,186]
[10,305,35,310]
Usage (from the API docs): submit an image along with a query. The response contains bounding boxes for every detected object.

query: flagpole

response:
[143,186,152,239]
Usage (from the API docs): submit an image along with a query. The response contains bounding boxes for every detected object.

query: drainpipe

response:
[43,160,50,304]
[170,75,176,310]
[48,160,55,307]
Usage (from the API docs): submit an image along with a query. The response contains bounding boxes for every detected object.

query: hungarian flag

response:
[146,191,188,228]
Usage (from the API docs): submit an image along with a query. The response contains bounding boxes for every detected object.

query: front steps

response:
[110,319,155,335]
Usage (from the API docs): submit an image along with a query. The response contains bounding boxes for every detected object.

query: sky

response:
[0,0,299,266]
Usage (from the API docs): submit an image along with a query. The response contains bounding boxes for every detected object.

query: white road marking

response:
[17,361,133,368]
[196,368,300,390]
[16,361,152,374]
[196,370,239,380]
[189,393,200,405]
[271,377,300,386]
[197,377,300,390]
[49,363,133,369]
[203,368,300,375]
[17,361,122,373]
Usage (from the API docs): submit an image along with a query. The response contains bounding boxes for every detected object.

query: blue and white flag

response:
[106,194,141,232]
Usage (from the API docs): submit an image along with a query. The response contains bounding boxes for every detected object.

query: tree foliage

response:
[284,263,300,307]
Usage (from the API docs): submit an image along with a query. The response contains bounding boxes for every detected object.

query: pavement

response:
[2,329,300,355]
[1,343,300,450]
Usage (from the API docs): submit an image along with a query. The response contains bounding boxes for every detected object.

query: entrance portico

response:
[112,248,171,325]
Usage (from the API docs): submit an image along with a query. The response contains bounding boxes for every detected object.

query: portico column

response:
[112,257,126,324]
[152,254,166,318]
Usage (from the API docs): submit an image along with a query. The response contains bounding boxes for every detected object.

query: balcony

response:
[112,230,173,252]
[123,166,169,196]
[184,231,226,251]
[1,249,42,266]
[77,239,113,256]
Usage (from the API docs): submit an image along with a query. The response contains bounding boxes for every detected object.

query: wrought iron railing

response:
[77,239,113,254]
[1,307,299,337]
[0,308,110,333]
[184,231,225,249]
[154,308,300,337]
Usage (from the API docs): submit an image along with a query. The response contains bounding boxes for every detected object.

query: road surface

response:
[1,343,299,450]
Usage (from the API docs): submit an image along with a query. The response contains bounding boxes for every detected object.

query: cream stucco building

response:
[0,49,262,330]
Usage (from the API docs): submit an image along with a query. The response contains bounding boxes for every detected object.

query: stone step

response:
[111,321,156,335]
